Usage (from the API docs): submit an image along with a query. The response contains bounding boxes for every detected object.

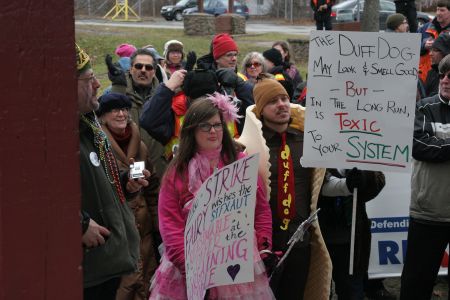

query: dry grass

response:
[75,23,308,92]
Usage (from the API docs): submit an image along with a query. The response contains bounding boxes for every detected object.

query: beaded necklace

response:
[81,113,126,203]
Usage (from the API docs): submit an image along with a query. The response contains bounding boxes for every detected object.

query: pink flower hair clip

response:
[207,92,242,123]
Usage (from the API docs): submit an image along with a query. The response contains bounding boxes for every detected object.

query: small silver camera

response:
[129,161,145,180]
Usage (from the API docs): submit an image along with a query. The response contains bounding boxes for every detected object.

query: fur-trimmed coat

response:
[101,121,160,300]
[238,104,332,300]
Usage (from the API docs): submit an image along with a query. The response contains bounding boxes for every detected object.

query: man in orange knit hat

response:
[238,76,332,300]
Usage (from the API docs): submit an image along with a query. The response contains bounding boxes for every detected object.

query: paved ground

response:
[329,277,449,299]
[382,276,449,300]
[75,18,315,35]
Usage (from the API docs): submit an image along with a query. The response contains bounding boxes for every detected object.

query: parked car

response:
[161,0,197,21]
[182,0,249,19]
[331,0,433,30]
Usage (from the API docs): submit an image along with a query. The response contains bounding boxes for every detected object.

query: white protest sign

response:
[302,31,420,172]
[184,154,259,300]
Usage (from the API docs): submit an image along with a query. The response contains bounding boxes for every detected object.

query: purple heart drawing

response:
[227,264,240,281]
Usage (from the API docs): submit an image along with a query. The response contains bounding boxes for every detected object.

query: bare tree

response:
[361,0,379,32]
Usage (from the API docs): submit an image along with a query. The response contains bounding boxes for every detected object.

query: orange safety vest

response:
[299,86,308,104]
[164,91,187,160]
[312,0,331,7]
[274,73,286,81]
[418,27,438,82]
[237,72,248,82]
[227,121,240,140]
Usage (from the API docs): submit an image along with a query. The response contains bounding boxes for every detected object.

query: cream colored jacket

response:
[238,104,332,300]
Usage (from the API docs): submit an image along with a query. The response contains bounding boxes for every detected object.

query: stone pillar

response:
[183,13,215,35]
[216,14,246,34]
[333,22,361,31]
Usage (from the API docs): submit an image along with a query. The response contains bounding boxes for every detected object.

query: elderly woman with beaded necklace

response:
[97,92,160,300]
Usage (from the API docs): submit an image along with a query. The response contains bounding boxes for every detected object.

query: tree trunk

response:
[361,0,379,32]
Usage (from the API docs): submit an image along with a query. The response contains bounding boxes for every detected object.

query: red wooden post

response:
[0,0,82,299]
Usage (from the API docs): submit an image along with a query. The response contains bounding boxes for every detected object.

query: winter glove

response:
[345,167,362,191]
[185,51,197,72]
[105,54,127,86]
[260,250,280,277]
[216,68,240,89]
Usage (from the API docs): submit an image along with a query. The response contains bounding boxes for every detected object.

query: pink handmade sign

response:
[184,154,259,300]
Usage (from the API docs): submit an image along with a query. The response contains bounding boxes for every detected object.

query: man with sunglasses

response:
[400,54,450,299]
[109,48,167,179]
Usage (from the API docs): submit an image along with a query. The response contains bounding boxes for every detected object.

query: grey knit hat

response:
[438,53,450,75]
[386,13,406,31]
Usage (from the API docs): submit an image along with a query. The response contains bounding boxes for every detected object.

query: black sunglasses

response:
[133,63,154,71]
[439,73,450,80]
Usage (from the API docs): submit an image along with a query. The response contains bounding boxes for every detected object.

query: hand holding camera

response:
[126,158,150,193]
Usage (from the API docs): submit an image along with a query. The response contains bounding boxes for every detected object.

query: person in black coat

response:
[311,0,333,30]
[318,168,385,299]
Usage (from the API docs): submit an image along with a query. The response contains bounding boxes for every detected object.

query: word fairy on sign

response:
[184,154,260,300]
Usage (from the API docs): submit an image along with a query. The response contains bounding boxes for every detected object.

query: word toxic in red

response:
[335,112,381,134]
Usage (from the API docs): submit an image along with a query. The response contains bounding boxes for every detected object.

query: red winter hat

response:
[212,33,238,60]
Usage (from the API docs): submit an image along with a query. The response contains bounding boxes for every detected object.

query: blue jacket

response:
[139,81,254,145]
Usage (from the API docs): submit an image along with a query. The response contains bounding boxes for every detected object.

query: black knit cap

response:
[263,48,283,67]
[433,32,450,56]
[183,69,219,99]
[96,92,132,116]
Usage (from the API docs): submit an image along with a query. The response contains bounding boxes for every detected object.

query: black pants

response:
[365,277,385,293]
[84,277,121,300]
[400,218,450,300]
[395,0,418,32]
[328,243,365,300]
[272,245,311,300]
[316,17,333,30]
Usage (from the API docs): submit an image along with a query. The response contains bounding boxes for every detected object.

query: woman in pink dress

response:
[149,94,275,300]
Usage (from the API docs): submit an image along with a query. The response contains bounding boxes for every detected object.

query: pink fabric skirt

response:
[149,245,274,300]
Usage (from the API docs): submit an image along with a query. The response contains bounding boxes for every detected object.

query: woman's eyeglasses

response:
[197,122,223,132]
[133,63,154,71]
[438,73,450,80]
[111,107,129,114]
[225,52,238,58]
[245,62,262,69]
